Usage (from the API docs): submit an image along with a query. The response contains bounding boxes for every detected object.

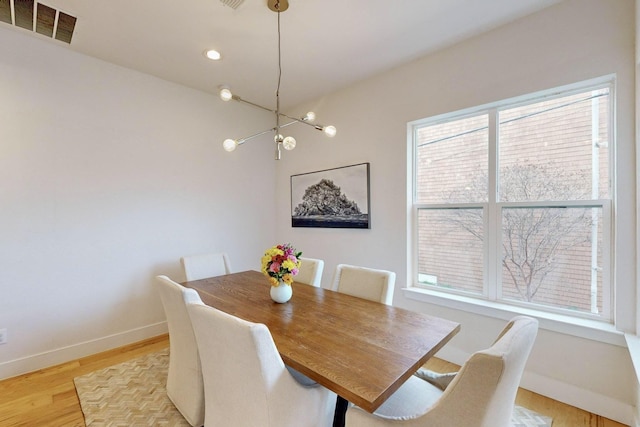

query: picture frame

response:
[291,162,370,229]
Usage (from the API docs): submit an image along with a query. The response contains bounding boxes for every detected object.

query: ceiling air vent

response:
[0,0,76,44]
[219,0,245,10]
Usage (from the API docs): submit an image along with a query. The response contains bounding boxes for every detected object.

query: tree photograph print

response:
[290,163,370,229]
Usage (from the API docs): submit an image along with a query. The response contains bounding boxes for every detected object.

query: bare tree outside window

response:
[447,163,596,305]
[412,83,611,319]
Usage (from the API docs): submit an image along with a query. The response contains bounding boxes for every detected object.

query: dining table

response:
[183,270,460,427]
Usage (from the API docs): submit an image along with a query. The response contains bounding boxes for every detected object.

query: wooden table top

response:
[183,270,460,412]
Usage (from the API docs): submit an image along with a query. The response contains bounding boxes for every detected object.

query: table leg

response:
[332,396,348,427]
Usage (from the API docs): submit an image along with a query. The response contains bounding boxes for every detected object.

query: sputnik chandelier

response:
[220,0,336,160]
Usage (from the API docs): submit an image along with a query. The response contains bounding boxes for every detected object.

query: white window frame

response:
[406,77,616,338]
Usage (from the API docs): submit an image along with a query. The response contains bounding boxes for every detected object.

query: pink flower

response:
[269,262,281,273]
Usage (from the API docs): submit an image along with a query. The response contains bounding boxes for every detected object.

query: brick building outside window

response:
[410,78,612,321]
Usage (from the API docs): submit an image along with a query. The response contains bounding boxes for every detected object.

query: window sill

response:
[624,334,640,382]
[402,286,626,347]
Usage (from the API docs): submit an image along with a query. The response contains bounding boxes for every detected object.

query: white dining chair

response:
[330,264,396,305]
[186,301,337,427]
[345,316,539,427]
[154,275,205,427]
[180,252,231,281]
[295,257,324,287]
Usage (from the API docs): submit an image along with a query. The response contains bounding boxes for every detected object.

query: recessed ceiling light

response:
[205,49,221,60]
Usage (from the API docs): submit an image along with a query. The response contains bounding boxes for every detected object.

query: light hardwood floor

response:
[0,334,628,427]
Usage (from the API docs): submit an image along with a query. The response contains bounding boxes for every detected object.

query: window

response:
[410,79,613,321]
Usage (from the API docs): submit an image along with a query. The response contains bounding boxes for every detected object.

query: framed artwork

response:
[291,163,370,229]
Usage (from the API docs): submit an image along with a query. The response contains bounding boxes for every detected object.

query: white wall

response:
[276,0,636,424]
[0,26,277,379]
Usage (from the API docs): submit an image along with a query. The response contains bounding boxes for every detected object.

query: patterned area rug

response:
[74,349,553,426]
[74,349,189,426]
[512,405,554,427]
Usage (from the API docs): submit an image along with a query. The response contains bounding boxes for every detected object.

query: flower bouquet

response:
[261,243,302,287]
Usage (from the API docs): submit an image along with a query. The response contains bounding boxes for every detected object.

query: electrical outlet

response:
[0,328,7,345]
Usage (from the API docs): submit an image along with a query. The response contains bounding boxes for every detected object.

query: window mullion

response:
[409,125,417,286]
[486,109,498,300]
[601,200,612,319]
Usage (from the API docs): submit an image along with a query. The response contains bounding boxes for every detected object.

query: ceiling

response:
[8,0,561,109]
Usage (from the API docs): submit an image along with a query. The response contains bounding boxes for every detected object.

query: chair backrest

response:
[180,252,231,281]
[331,264,396,305]
[186,302,336,427]
[295,257,324,287]
[154,275,205,427]
[345,316,538,427]
[437,316,539,427]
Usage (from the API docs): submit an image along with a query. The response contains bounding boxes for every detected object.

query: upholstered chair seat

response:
[345,316,539,427]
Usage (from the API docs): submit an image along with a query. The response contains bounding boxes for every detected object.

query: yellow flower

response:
[261,243,302,286]
[266,247,283,257]
[282,259,295,271]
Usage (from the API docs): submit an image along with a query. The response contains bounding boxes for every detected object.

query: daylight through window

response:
[410,80,612,320]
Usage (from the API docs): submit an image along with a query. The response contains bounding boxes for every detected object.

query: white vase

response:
[270,280,292,303]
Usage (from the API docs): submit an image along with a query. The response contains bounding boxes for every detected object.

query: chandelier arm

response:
[278,120,297,129]
[233,96,331,130]
[235,120,298,144]
[230,95,276,114]
[228,96,329,132]
[278,112,328,130]
[237,127,277,144]
[229,96,327,130]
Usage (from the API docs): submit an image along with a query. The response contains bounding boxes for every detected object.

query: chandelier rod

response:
[219,0,336,158]
[275,2,282,139]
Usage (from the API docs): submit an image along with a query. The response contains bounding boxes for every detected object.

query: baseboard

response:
[0,321,168,381]
[520,371,632,426]
[624,334,640,427]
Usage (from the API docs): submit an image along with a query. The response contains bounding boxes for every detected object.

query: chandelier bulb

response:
[323,125,337,138]
[274,134,284,143]
[223,138,238,152]
[304,112,316,122]
[219,88,233,102]
[282,136,296,150]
